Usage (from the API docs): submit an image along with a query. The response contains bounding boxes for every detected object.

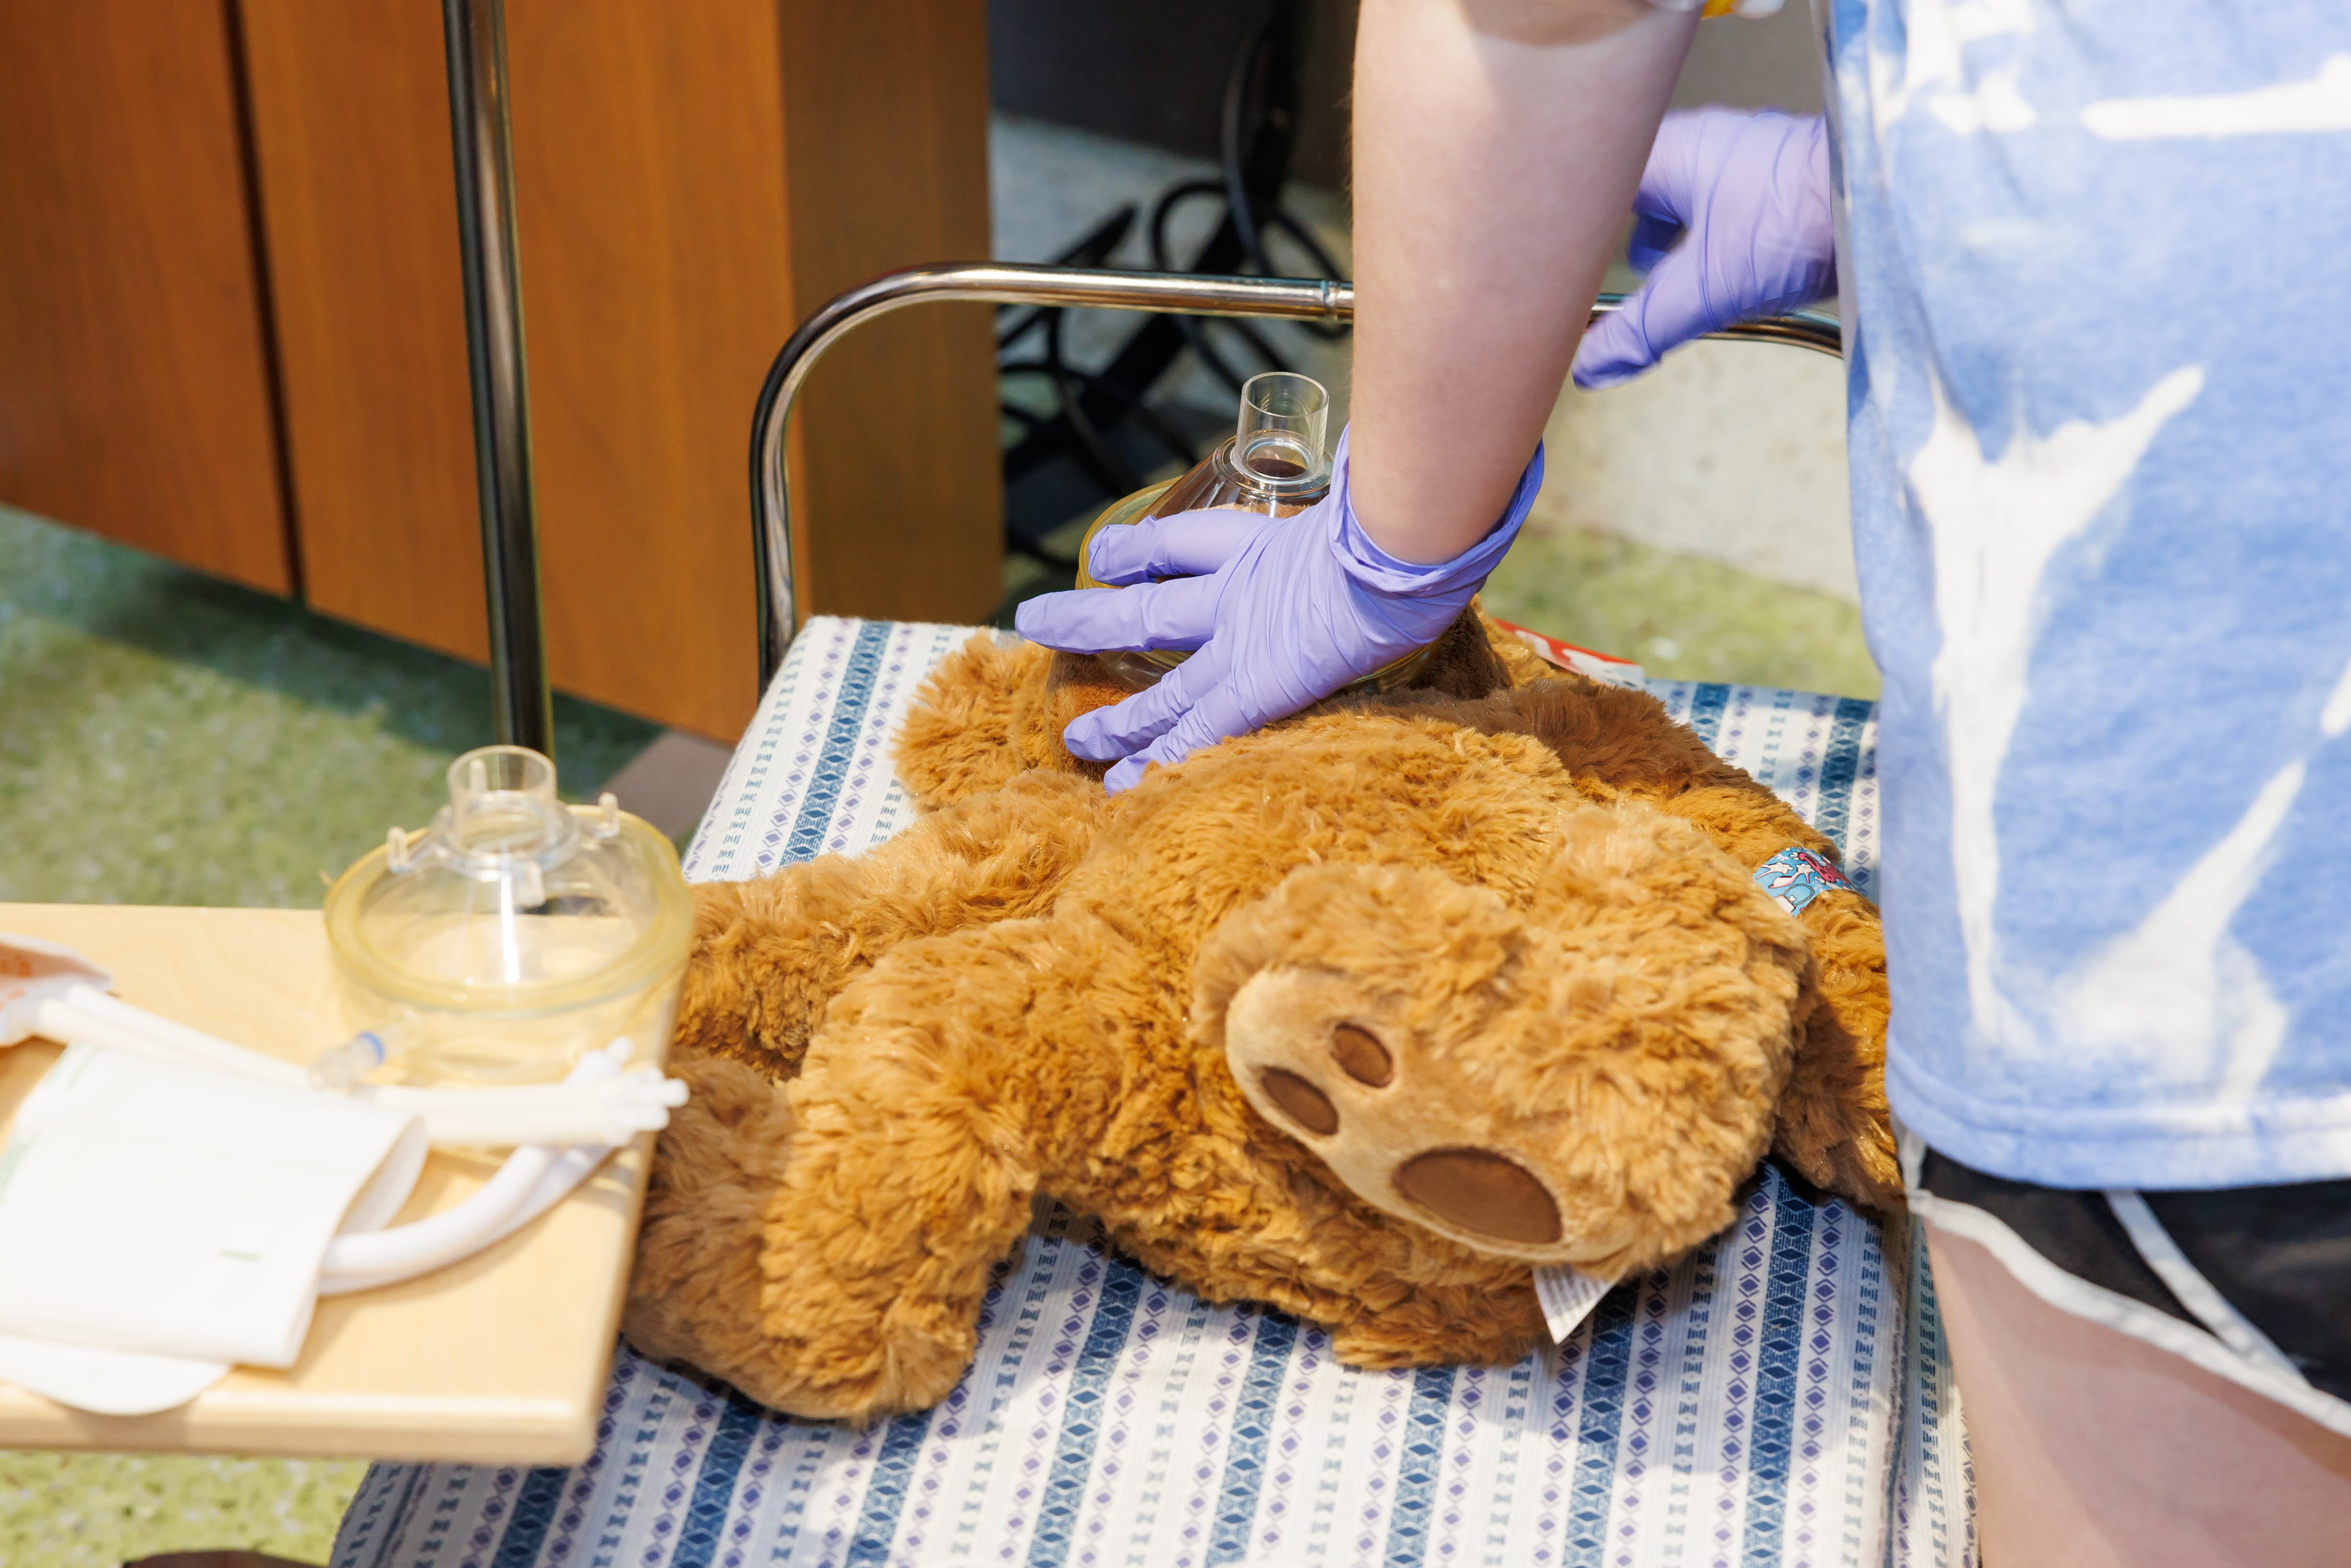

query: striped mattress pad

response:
[330,617,1976,1568]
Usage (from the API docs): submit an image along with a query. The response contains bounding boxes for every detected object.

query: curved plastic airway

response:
[318,1142,611,1295]
[315,1045,631,1295]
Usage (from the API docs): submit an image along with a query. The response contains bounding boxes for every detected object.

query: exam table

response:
[329,630,1971,1568]
[330,268,1975,1568]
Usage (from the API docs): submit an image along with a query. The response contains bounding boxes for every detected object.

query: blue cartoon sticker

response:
[1753,845,1853,917]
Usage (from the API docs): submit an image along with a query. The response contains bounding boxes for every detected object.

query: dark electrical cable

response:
[996,1,1348,569]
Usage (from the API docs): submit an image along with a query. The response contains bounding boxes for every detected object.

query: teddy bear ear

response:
[894,633,1049,808]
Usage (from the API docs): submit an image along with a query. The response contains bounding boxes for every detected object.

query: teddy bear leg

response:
[668,920,1074,1421]
[624,1049,799,1388]
[674,770,1108,1077]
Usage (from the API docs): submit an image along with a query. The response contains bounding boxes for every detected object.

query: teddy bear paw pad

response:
[1259,1067,1339,1134]
[1391,1147,1561,1245]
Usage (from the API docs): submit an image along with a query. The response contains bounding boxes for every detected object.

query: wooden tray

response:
[0,903,650,1463]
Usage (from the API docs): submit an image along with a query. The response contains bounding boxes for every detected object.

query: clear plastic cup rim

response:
[322,806,694,1016]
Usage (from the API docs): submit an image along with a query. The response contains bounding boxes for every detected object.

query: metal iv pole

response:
[442,0,555,756]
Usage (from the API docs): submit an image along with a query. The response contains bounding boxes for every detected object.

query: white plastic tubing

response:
[319,1049,631,1295]
[37,986,682,1146]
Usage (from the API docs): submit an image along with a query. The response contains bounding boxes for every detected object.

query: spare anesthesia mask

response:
[323,746,693,1082]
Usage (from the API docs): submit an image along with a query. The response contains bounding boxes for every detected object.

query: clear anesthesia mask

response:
[322,746,693,1082]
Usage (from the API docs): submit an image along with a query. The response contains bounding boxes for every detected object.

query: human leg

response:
[1927,1225,2351,1568]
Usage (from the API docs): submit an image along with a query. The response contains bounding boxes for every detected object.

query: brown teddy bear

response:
[623,612,1897,1424]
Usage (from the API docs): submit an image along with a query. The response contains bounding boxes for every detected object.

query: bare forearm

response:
[1350,0,1695,563]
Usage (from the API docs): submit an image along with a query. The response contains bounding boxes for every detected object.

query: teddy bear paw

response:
[1223,966,1639,1267]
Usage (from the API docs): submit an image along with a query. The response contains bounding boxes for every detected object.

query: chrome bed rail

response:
[749,262,1842,688]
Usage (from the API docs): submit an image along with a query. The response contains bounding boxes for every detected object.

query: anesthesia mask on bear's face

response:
[1072,371,1443,696]
[322,746,693,1083]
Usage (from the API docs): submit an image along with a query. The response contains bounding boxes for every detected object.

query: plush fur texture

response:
[627,615,1898,1423]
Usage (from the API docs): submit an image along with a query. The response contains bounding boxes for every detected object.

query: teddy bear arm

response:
[624,1051,799,1387]
[730,1100,1038,1423]
[672,771,1108,1078]
[1772,893,1901,1210]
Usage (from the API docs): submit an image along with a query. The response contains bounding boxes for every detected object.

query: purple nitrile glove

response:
[1013,428,1543,793]
[1572,107,1835,390]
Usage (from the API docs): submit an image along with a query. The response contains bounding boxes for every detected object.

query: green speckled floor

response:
[1481,520,1880,700]
[0,503,659,1566]
[0,507,658,910]
[0,1454,362,1568]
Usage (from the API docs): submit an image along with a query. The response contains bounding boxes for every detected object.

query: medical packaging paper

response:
[0,1044,416,1371]
[0,1331,228,1418]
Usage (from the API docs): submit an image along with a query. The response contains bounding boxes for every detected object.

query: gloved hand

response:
[1014,429,1543,793]
[1571,107,1835,390]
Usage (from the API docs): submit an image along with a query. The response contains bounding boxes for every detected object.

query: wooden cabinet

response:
[235,1,482,663]
[774,0,999,640]
[0,0,999,741]
[0,0,291,594]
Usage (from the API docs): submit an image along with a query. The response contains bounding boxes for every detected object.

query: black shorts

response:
[1908,1142,2351,1435]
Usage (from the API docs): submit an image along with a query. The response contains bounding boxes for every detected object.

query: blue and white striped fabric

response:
[332,617,1973,1568]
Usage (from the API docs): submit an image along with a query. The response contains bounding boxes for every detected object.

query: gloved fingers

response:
[1572,241,1711,389]
[1628,107,1718,226]
[1768,117,1838,302]
[1100,665,1255,794]
[1085,506,1273,586]
[1066,648,1235,768]
[1582,107,1835,393]
[1060,643,1227,761]
[1623,211,1685,277]
[1012,574,1222,654]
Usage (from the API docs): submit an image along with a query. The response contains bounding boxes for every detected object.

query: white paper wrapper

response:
[0,1044,419,1406]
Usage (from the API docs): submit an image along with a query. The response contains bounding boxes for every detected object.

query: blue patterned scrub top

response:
[1819,0,2351,1187]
